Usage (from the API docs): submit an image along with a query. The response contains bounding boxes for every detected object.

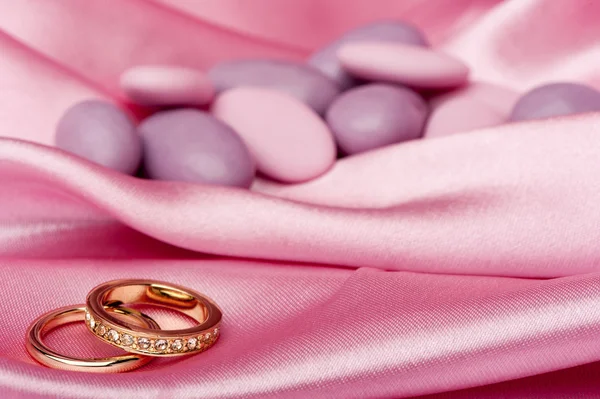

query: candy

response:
[426,101,501,139]
[326,84,428,155]
[212,88,336,183]
[425,82,519,138]
[139,109,255,188]
[309,21,428,89]
[55,100,141,174]
[207,59,340,114]
[509,82,600,121]
[338,42,469,89]
[120,65,214,107]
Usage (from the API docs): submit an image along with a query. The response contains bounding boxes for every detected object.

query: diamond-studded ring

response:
[85,279,222,357]
[26,305,159,372]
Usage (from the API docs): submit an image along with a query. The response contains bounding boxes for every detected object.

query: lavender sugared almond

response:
[208,59,340,115]
[326,83,428,155]
[139,109,255,188]
[509,82,600,122]
[55,100,142,175]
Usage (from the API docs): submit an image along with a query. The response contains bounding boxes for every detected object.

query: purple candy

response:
[139,109,255,188]
[55,100,142,174]
[207,59,340,114]
[309,21,428,89]
[326,83,428,155]
[509,82,600,121]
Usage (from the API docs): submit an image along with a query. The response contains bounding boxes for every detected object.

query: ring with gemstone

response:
[26,305,159,372]
[85,279,222,357]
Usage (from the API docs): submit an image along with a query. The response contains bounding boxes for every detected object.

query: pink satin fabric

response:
[1,0,600,397]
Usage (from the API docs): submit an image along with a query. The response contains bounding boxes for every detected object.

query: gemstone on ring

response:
[107,329,119,342]
[155,339,168,352]
[171,339,183,352]
[86,279,222,357]
[121,334,134,346]
[96,324,107,336]
[137,337,150,349]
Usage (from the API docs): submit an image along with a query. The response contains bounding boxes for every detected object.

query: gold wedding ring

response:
[26,305,159,372]
[85,279,222,357]
[26,279,223,372]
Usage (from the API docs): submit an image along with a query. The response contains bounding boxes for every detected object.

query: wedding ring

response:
[26,305,159,372]
[85,279,222,357]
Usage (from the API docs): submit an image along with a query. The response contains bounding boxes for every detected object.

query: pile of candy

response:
[55,21,600,188]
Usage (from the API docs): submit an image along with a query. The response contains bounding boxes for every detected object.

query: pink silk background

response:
[1,0,600,397]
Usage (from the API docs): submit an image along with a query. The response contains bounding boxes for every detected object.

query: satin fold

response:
[1,0,600,397]
[2,260,600,398]
[0,120,598,277]
[0,0,302,99]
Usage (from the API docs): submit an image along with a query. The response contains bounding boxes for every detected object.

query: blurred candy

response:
[212,88,336,183]
[509,82,600,122]
[207,59,340,114]
[425,82,520,138]
[326,83,428,155]
[139,109,255,188]
[120,65,214,107]
[427,102,501,139]
[338,42,469,89]
[55,100,141,174]
[309,21,428,89]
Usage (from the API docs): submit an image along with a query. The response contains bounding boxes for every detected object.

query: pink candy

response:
[338,42,470,89]
[425,83,519,138]
[120,65,214,107]
[212,88,336,183]
[56,19,600,191]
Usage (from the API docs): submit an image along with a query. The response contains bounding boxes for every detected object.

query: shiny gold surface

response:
[86,279,222,357]
[26,305,158,372]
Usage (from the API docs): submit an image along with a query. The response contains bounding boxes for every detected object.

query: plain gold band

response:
[26,305,159,372]
[86,279,222,357]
